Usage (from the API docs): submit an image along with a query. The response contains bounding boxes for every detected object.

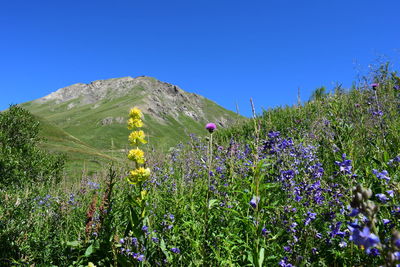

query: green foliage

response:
[309,86,327,101]
[0,105,65,188]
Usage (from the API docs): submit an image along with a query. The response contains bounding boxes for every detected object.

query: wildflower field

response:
[1,66,400,266]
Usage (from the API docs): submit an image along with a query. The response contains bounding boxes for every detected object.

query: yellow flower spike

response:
[129,107,143,120]
[128,130,147,145]
[127,167,151,184]
[128,148,145,164]
[127,117,143,129]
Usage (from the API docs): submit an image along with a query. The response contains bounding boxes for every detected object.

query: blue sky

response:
[1,0,399,117]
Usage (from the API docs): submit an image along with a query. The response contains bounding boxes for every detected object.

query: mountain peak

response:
[22,76,241,151]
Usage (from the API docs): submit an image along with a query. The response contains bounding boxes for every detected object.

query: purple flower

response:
[261,227,268,236]
[279,257,293,267]
[329,221,345,238]
[368,248,380,256]
[142,225,149,232]
[268,131,280,139]
[304,211,317,226]
[394,238,400,248]
[372,169,390,182]
[170,247,180,254]
[205,123,217,133]
[371,83,379,90]
[349,208,360,217]
[393,251,400,260]
[135,254,145,261]
[376,193,389,203]
[348,225,380,253]
[382,219,391,225]
[387,190,394,198]
[371,109,383,117]
[249,196,260,209]
[335,154,352,175]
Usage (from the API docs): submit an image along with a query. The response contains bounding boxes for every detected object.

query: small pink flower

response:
[371,83,379,90]
[205,123,217,133]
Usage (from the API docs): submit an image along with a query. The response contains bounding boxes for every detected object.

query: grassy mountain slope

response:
[35,116,118,177]
[20,76,242,174]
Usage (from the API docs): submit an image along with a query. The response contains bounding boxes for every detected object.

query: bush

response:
[0,105,65,188]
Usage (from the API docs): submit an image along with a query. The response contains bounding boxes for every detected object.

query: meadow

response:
[1,64,400,266]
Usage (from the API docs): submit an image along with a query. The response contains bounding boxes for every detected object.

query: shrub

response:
[0,105,65,188]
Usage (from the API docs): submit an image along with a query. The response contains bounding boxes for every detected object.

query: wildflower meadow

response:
[1,65,400,266]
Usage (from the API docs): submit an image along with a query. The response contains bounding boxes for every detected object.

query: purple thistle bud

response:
[205,123,217,133]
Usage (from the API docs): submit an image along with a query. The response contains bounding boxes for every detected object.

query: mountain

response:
[20,76,242,174]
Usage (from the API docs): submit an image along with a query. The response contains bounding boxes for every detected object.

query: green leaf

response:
[84,244,94,257]
[247,251,254,265]
[66,240,81,248]
[208,199,219,209]
[258,248,265,267]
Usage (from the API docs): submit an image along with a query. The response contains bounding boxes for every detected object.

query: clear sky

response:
[1,0,399,117]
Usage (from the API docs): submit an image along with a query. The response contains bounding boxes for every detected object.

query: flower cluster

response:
[127,107,150,185]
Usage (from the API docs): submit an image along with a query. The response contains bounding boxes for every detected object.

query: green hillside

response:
[35,116,119,177]
[19,76,242,175]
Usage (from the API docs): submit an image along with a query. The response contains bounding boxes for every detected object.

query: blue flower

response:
[249,196,260,209]
[348,225,380,253]
[349,208,360,217]
[335,154,352,174]
[387,190,394,197]
[170,247,180,254]
[375,193,389,203]
[372,169,390,182]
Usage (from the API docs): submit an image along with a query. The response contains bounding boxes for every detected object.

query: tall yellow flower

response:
[127,117,143,129]
[127,167,151,184]
[129,107,143,120]
[128,148,145,164]
[129,130,147,145]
